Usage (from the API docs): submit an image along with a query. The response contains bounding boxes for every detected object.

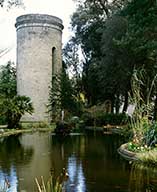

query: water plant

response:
[35,168,69,192]
[35,176,62,192]
[129,69,157,146]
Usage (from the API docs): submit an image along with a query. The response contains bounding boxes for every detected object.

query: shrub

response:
[95,113,129,126]
[143,122,157,147]
[0,96,34,129]
[0,116,6,125]
[81,112,94,126]
[81,112,129,126]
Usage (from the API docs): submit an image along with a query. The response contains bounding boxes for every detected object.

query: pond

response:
[0,132,157,192]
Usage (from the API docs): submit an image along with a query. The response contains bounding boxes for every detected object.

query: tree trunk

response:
[115,94,120,114]
[123,92,128,113]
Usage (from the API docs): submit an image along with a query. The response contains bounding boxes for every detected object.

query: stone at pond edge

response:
[118,143,138,161]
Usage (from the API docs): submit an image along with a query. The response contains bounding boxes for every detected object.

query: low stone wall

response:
[0,128,53,138]
[118,143,138,161]
[85,126,124,135]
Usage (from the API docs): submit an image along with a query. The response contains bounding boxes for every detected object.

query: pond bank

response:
[85,125,125,135]
[118,143,157,165]
[118,143,138,161]
[0,127,53,138]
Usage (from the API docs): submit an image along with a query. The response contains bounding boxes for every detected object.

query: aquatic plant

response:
[137,149,157,165]
[35,176,62,192]
[35,168,69,192]
[129,69,157,145]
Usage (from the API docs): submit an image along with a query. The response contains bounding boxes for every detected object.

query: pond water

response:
[0,132,157,192]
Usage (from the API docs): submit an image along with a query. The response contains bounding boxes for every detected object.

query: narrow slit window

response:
[52,47,56,75]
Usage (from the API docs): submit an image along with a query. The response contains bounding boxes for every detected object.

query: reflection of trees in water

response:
[51,134,129,192]
[129,162,157,192]
[50,135,83,177]
[0,134,34,173]
[0,134,34,192]
[51,136,86,192]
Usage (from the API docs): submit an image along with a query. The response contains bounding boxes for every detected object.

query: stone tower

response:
[15,14,64,122]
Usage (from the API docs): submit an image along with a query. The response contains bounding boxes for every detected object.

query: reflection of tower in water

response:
[0,135,34,192]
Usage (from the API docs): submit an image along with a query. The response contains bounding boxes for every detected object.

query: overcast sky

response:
[0,0,76,65]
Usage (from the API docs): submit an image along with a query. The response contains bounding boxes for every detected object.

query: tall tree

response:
[0,61,16,98]
[69,0,157,113]
[48,64,81,122]
[0,62,34,128]
[118,0,157,105]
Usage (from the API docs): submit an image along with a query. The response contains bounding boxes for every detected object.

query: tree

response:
[0,61,16,98]
[0,62,34,128]
[117,0,157,115]
[0,96,34,128]
[70,1,130,108]
[70,0,157,113]
[48,65,81,122]
[63,37,84,110]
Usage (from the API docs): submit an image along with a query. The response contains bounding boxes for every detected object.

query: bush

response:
[143,122,157,147]
[81,112,129,126]
[54,121,72,136]
[0,96,34,129]
[81,112,94,126]
[0,116,6,125]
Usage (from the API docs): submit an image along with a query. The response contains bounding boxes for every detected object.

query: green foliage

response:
[35,168,68,192]
[0,96,34,129]
[129,69,157,144]
[81,111,129,126]
[70,0,157,114]
[0,61,16,98]
[35,176,62,192]
[48,69,82,122]
[143,122,157,147]
[137,149,157,165]
[0,62,34,128]
[127,142,149,152]
[0,116,6,125]
[54,121,72,135]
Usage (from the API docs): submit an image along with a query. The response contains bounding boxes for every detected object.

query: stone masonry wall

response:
[15,14,63,122]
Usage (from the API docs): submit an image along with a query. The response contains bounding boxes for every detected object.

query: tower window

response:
[52,47,56,75]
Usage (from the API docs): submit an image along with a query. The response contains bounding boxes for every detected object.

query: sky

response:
[0,0,76,65]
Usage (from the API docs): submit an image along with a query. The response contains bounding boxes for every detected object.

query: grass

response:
[137,148,157,165]
[35,168,69,192]
[35,176,62,192]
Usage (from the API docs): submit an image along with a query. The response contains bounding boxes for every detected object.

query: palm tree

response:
[0,95,34,129]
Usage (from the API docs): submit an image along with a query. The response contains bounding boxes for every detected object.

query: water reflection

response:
[0,132,157,191]
[129,162,157,192]
[0,165,17,192]
[66,154,86,192]
[0,134,34,192]
[51,134,129,192]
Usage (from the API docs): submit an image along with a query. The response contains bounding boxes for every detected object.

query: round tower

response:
[15,14,64,122]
